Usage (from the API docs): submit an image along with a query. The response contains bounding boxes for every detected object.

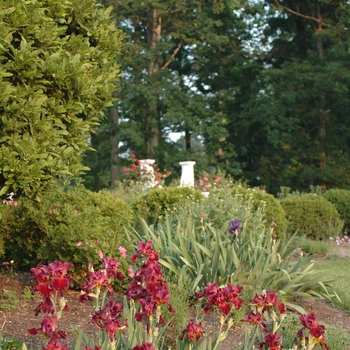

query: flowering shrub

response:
[329,235,350,258]
[195,170,236,193]
[24,241,330,350]
[122,154,172,189]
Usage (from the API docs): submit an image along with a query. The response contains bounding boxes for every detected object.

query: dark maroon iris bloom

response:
[30,261,73,297]
[102,257,125,280]
[28,316,66,339]
[180,319,204,341]
[259,333,283,350]
[131,342,156,350]
[297,313,330,350]
[195,282,243,316]
[42,338,69,350]
[90,300,126,341]
[242,311,268,331]
[247,290,285,314]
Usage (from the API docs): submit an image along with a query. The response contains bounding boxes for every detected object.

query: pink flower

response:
[131,164,137,170]
[203,176,209,181]
[199,180,204,186]
[131,154,136,158]
[118,246,127,258]
[98,251,104,259]
[123,167,130,173]
[128,266,135,278]
[76,242,82,247]
[213,177,221,183]
[136,160,141,164]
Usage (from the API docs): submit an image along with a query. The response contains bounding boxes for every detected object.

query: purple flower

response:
[228,220,242,238]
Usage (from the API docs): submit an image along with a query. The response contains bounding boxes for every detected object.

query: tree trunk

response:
[146,8,161,157]
[185,129,191,150]
[315,0,326,169]
[109,101,120,187]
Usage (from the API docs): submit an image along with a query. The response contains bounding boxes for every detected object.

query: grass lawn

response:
[313,253,350,313]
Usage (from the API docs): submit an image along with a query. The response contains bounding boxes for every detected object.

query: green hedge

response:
[132,186,204,225]
[231,187,287,236]
[280,194,343,239]
[322,188,350,232]
[0,183,133,283]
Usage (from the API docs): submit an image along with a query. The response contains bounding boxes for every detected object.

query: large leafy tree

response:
[82,0,251,188]
[225,0,350,193]
[0,0,123,198]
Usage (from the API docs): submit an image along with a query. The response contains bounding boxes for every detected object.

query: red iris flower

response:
[30,261,73,297]
[90,300,126,341]
[102,257,125,280]
[242,311,268,331]
[195,282,243,316]
[131,342,156,350]
[28,316,66,339]
[247,291,285,314]
[42,338,69,350]
[259,333,283,350]
[298,313,330,350]
[180,319,204,341]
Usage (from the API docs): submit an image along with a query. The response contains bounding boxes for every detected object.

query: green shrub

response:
[231,186,287,236]
[322,188,350,232]
[0,199,47,268]
[172,188,267,235]
[280,194,344,239]
[132,187,204,225]
[0,183,133,284]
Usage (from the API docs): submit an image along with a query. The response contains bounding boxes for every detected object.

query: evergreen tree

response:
[229,0,350,193]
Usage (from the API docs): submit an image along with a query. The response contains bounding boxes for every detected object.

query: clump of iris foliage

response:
[127,187,338,313]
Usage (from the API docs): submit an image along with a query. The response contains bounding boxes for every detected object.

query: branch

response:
[160,42,182,71]
[274,0,336,30]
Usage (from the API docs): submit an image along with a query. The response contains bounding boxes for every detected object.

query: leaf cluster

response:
[0,0,123,198]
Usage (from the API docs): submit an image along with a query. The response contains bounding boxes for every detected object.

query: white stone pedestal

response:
[179,161,196,188]
[139,159,157,191]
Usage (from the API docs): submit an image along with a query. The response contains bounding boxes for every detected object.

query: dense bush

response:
[0,183,133,282]
[173,188,266,233]
[280,194,343,239]
[0,0,123,198]
[132,186,204,225]
[231,186,287,236]
[322,188,350,232]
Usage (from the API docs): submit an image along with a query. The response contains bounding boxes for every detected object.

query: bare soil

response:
[1,270,350,349]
